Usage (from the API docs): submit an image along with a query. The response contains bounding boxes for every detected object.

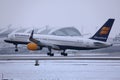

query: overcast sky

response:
[0,0,120,37]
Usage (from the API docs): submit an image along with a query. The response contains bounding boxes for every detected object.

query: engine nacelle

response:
[27,42,42,50]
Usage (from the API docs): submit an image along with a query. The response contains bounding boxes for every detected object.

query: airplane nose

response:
[4,39,10,43]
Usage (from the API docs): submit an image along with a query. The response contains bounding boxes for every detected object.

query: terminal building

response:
[36,26,81,36]
[0,26,81,37]
[17,26,81,36]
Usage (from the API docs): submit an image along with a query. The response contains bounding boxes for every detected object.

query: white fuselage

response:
[7,33,112,50]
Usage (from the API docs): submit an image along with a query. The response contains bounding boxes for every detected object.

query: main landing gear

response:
[47,48,68,56]
[61,50,68,56]
[47,52,54,56]
[47,47,54,56]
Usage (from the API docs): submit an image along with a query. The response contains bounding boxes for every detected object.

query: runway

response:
[0,60,120,80]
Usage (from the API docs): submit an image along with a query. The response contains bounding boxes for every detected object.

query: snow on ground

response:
[0,60,120,80]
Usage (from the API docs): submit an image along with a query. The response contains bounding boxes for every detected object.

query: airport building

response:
[0,26,81,38]
[36,26,81,36]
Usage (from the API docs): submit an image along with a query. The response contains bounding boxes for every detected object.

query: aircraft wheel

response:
[63,53,68,56]
[47,52,50,55]
[50,53,54,56]
[61,52,64,55]
[47,53,54,56]
[61,52,68,56]
[15,49,18,52]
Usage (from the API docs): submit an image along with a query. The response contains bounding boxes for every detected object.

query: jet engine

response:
[27,42,42,50]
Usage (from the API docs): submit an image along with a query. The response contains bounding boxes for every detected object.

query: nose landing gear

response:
[14,44,18,52]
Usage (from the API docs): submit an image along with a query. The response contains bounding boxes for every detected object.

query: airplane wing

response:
[29,30,60,50]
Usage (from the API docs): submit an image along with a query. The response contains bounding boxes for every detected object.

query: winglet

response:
[29,30,41,44]
[90,19,115,42]
[29,30,34,41]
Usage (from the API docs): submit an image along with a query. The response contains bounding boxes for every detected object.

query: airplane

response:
[4,19,115,56]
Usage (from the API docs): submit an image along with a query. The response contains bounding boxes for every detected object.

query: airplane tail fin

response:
[90,19,115,42]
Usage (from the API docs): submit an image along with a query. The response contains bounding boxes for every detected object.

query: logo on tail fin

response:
[99,27,110,35]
